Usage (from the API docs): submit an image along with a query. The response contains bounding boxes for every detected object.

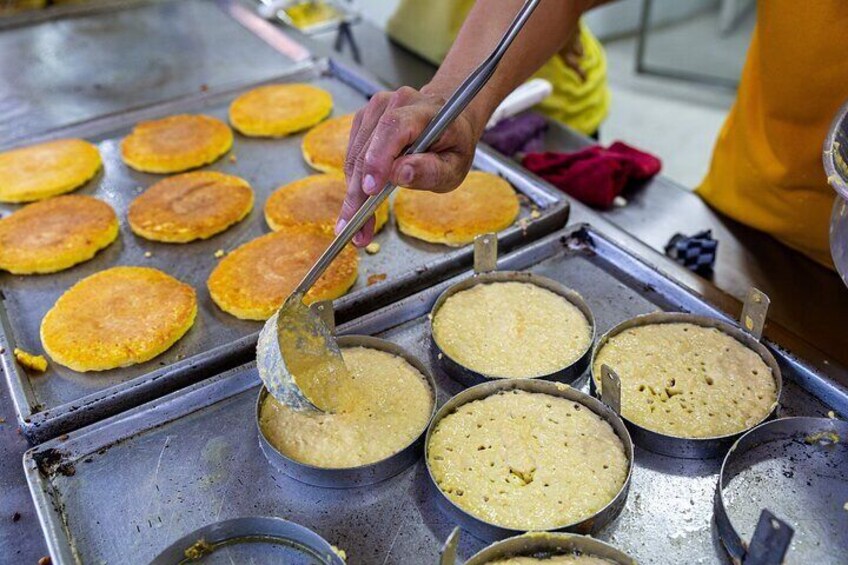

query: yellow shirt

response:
[386,1,609,135]
[697,1,847,268]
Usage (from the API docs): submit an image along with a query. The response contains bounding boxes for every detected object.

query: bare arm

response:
[339,0,600,246]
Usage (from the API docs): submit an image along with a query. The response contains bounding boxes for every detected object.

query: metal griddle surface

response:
[0,63,566,442]
[0,0,305,142]
[25,225,843,565]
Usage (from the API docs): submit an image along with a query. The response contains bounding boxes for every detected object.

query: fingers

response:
[360,87,434,196]
[352,217,374,247]
[390,152,471,193]
[336,175,368,235]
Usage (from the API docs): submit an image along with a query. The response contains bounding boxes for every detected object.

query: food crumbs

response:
[144,251,153,258]
[228,154,238,163]
[530,208,541,219]
[330,545,347,561]
[38,557,52,565]
[828,410,837,419]
[184,538,214,560]
[367,273,387,286]
[365,242,381,255]
[13,348,47,372]
[214,249,225,258]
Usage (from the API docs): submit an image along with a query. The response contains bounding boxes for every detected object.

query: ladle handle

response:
[292,0,542,296]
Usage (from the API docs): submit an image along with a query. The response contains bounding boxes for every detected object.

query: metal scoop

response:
[256,0,543,411]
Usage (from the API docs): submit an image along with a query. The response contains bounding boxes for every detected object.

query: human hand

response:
[337,86,482,247]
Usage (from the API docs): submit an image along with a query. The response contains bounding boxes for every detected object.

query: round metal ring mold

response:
[464,532,636,565]
[429,270,596,387]
[149,516,345,565]
[256,335,437,488]
[589,311,783,460]
[424,378,634,542]
[714,416,848,563]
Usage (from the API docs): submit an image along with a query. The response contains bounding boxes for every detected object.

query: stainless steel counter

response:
[2,6,846,565]
[0,0,308,143]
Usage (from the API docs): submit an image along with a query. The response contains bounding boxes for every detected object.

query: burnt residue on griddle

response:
[33,447,76,477]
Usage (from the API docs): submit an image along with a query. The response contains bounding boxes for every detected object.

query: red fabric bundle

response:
[522,141,662,209]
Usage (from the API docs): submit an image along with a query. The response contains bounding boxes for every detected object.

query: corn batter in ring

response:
[394,171,520,246]
[0,195,118,274]
[128,171,253,243]
[0,139,101,203]
[428,390,628,531]
[264,174,388,233]
[301,113,353,175]
[593,322,777,439]
[120,114,232,173]
[40,266,197,372]
[207,226,358,320]
[229,84,333,137]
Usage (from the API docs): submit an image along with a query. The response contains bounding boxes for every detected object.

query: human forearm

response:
[423,0,599,136]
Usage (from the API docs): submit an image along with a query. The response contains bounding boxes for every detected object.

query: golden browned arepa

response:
[0,195,118,274]
[40,267,197,372]
[207,226,358,320]
[394,171,520,246]
[229,84,333,137]
[264,173,388,234]
[301,113,353,175]
[128,171,254,243]
[120,114,233,173]
[0,139,101,203]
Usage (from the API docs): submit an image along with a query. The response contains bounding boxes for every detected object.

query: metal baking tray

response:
[24,224,847,564]
[0,0,311,143]
[0,57,569,443]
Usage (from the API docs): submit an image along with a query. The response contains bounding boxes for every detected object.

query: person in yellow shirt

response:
[385,0,610,137]
[338,0,842,270]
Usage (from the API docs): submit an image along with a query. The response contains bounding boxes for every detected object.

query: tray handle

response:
[743,509,793,565]
[474,233,498,274]
[740,287,770,340]
[600,364,622,415]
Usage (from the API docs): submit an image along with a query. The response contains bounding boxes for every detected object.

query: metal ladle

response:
[256,0,543,410]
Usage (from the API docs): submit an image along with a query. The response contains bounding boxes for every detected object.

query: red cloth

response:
[522,141,662,209]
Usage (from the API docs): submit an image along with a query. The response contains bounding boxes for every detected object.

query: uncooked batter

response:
[259,346,433,468]
[428,390,628,531]
[432,281,592,378]
[593,322,777,438]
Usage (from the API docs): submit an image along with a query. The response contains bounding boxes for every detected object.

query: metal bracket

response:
[310,300,336,334]
[740,287,769,340]
[743,509,794,565]
[473,233,498,274]
[439,527,460,565]
[600,364,622,415]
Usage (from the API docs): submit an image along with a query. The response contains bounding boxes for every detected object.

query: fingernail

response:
[335,218,347,234]
[363,174,377,194]
[399,165,414,185]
